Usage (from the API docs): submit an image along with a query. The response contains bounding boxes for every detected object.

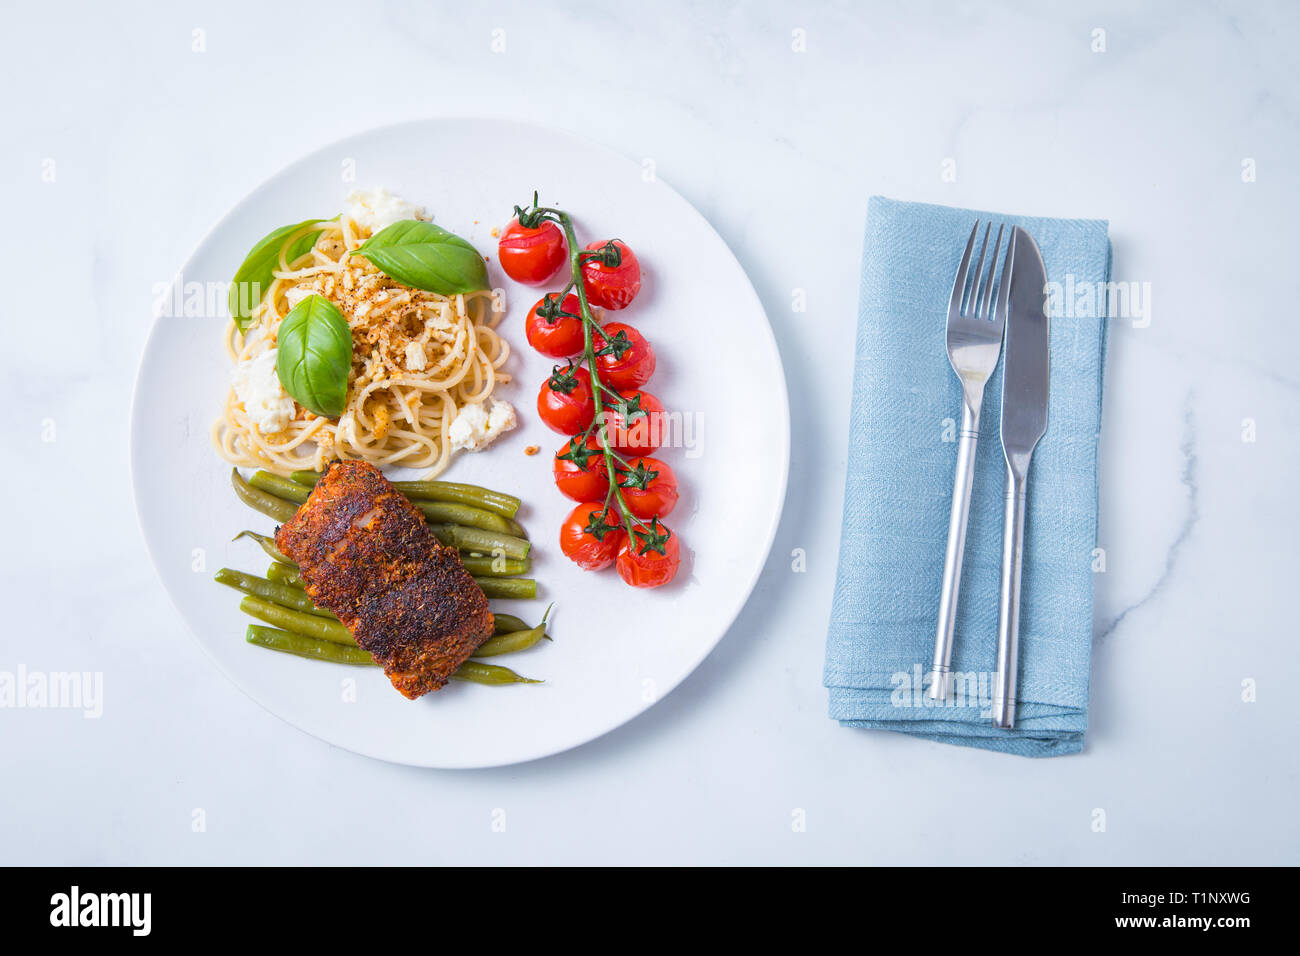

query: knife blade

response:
[1000,227,1050,470]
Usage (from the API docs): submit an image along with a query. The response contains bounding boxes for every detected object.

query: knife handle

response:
[928,401,980,701]
[992,465,1028,728]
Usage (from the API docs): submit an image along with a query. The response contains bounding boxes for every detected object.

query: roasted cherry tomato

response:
[599,388,666,456]
[617,456,678,519]
[526,293,586,358]
[553,435,610,502]
[616,518,680,588]
[537,364,596,434]
[593,322,656,390]
[560,503,626,571]
[581,240,641,310]
[499,215,567,285]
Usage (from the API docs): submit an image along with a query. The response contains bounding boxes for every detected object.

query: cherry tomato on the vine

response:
[553,435,610,502]
[581,240,641,310]
[499,216,567,285]
[618,456,678,519]
[616,517,680,588]
[593,322,656,390]
[600,388,667,457]
[526,293,586,358]
[537,363,596,435]
[560,503,626,571]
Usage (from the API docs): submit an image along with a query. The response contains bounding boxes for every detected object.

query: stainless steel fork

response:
[928,221,1011,701]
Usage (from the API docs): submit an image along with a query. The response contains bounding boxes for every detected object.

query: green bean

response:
[292,469,520,518]
[246,626,373,665]
[246,626,537,685]
[257,554,534,603]
[215,568,334,618]
[491,613,531,635]
[285,470,528,542]
[430,524,530,560]
[233,530,294,566]
[414,500,516,535]
[451,660,541,685]
[237,477,523,553]
[231,469,298,522]
[475,607,551,658]
[461,555,530,577]
[266,562,304,588]
[249,470,311,504]
[473,577,537,600]
[393,480,521,519]
[473,630,541,657]
[295,463,522,512]
[239,596,355,645]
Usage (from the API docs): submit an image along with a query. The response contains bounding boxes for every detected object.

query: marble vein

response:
[1096,391,1200,643]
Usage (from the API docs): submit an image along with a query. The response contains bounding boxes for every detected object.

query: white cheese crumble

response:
[283,286,314,310]
[344,187,428,234]
[448,400,517,453]
[404,341,427,372]
[241,325,266,349]
[232,349,296,434]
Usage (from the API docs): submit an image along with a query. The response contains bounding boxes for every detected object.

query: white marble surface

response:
[2,0,1297,865]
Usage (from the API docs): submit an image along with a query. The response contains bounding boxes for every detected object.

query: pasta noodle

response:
[212,217,509,477]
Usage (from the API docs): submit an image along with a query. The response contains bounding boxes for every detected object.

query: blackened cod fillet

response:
[274,460,493,699]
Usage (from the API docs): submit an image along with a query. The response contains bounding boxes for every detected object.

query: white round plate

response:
[131,118,789,768]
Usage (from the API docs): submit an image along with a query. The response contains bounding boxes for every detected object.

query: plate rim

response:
[129,116,791,768]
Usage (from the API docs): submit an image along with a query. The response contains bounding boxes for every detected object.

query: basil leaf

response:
[350,220,488,294]
[275,295,352,418]
[228,219,326,331]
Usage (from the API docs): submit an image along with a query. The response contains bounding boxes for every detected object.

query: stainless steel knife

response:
[992,227,1050,729]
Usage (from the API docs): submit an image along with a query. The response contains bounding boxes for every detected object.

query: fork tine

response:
[975,224,1005,319]
[949,221,980,315]
[965,223,991,315]
[993,226,1014,328]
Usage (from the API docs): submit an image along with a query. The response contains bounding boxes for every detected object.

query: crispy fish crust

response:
[275,460,492,699]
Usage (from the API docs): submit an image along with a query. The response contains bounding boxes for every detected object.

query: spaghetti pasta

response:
[212,215,510,478]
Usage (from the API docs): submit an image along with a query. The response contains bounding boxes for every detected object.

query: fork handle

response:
[928,401,980,701]
[992,465,1027,728]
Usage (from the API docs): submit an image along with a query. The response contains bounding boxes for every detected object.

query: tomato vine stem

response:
[535,205,649,543]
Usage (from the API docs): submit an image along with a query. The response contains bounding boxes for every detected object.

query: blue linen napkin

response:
[824,197,1111,757]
